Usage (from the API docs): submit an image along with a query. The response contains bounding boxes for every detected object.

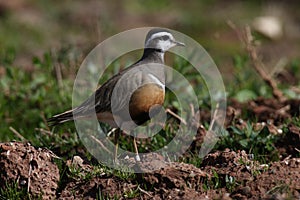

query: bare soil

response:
[0,98,299,199]
[0,142,59,199]
[58,150,300,199]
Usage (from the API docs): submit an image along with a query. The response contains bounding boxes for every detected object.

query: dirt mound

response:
[59,154,209,199]
[234,158,300,199]
[57,150,300,199]
[0,142,299,199]
[0,142,59,199]
[201,150,300,199]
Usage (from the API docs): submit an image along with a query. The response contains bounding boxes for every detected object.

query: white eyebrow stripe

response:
[148,74,165,88]
[146,32,173,43]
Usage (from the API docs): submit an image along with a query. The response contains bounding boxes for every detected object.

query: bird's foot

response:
[135,154,141,162]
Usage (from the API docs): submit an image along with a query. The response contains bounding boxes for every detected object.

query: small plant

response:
[202,169,222,191]
[179,152,203,168]
[0,181,38,200]
[230,54,272,102]
[96,189,120,200]
[123,186,140,198]
[216,121,280,163]
[225,174,237,193]
[266,183,292,197]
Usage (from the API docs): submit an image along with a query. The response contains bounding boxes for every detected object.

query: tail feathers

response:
[47,110,74,126]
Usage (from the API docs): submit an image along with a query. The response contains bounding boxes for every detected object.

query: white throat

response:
[158,51,164,61]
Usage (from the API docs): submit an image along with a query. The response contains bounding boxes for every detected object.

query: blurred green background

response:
[0,0,299,142]
[1,1,299,68]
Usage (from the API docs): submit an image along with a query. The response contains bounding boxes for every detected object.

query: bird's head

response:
[145,28,185,52]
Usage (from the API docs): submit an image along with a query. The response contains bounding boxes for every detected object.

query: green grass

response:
[202,169,238,192]
[0,181,41,200]
[0,44,299,156]
[0,48,79,141]
[216,122,280,163]
[266,183,293,198]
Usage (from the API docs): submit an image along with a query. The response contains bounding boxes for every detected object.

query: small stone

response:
[241,186,251,195]
[72,155,84,166]
[277,129,283,134]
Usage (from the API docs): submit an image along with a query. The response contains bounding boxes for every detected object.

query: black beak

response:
[173,40,185,47]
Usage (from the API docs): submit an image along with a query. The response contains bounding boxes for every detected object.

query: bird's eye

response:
[161,35,169,41]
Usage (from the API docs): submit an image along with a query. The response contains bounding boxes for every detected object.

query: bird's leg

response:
[114,129,120,165]
[133,132,141,162]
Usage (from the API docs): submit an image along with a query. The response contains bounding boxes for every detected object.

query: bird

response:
[47,28,185,163]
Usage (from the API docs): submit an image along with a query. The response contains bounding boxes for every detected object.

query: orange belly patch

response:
[129,83,164,121]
